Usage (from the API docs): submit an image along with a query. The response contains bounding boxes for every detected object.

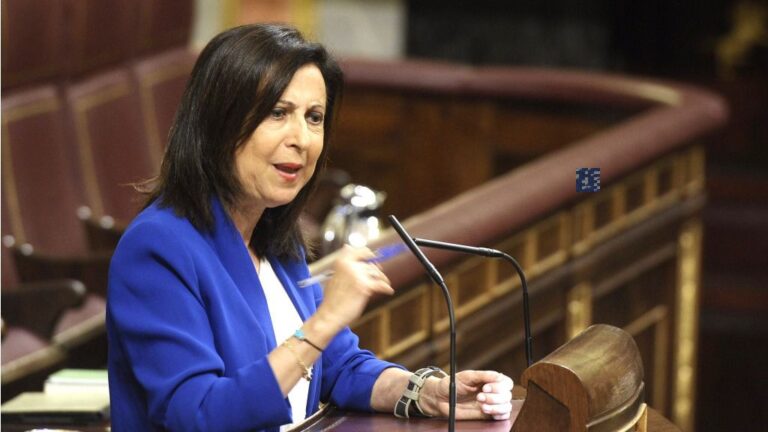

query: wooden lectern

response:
[511,324,647,432]
[293,324,667,432]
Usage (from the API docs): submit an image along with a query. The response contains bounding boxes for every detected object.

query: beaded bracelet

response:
[283,339,312,381]
[394,366,447,418]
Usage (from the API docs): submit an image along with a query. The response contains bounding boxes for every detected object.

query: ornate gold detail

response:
[383,284,429,358]
[493,233,526,294]
[623,305,669,411]
[686,146,706,196]
[566,282,592,340]
[715,1,768,79]
[572,198,595,256]
[644,167,658,203]
[529,212,570,276]
[636,404,649,432]
[351,309,384,353]
[673,219,702,431]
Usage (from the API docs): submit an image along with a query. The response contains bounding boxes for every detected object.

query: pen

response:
[297,243,406,288]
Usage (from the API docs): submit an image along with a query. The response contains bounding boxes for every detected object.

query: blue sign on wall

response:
[576,168,601,192]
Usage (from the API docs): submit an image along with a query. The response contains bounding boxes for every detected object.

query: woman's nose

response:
[288,116,311,150]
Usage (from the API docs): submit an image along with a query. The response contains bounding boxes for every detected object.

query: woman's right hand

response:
[315,245,395,333]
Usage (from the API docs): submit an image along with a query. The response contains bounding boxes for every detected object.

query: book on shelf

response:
[43,368,109,396]
[0,391,110,424]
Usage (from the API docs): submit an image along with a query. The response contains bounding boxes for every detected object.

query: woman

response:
[107,24,513,431]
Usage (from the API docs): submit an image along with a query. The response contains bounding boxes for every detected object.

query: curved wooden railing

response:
[329,61,726,288]
[312,60,727,432]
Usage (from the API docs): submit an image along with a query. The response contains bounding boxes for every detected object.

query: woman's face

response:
[234,64,327,212]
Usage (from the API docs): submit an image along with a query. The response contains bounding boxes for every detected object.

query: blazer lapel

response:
[207,196,277,350]
[209,196,321,415]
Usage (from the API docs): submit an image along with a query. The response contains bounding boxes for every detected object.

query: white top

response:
[259,259,310,431]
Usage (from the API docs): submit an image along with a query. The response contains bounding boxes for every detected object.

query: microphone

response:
[412,237,533,368]
[387,215,456,432]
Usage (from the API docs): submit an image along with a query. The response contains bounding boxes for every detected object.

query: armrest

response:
[10,246,112,298]
[1,279,86,340]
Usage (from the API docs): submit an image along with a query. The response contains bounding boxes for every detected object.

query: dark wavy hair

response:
[145,24,343,260]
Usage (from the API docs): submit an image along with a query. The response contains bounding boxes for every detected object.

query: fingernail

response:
[483,384,492,392]
[477,393,486,402]
[482,404,491,413]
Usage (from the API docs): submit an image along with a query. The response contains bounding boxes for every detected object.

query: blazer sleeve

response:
[108,221,291,431]
[312,286,407,412]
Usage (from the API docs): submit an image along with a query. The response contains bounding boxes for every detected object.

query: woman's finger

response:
[457,370,501,388]
[477,390,511,405]
[367,264,385,280]
[373,280,395,296]
[480,375,514,394]
[348,245,377,260]
[480,401,512,416]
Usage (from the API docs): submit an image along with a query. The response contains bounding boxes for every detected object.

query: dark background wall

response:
[407,1,768,431]
[408,1,727,71]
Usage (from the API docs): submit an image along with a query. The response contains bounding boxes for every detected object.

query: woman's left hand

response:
[420,370,514,420]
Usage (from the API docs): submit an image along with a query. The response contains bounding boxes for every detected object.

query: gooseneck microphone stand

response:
[412,237,533,368]
[387,216,456,432]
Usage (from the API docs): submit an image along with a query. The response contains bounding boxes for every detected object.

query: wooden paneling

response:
[331,95,624,220]
[331,91,495,218]
[307,62,726,431]
[339,147,708,430]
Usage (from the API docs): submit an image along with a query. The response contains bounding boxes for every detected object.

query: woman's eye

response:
[270,108,286,119]
[308,112,324,125]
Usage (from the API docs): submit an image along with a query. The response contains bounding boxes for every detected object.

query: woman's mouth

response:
[274,163,302,180]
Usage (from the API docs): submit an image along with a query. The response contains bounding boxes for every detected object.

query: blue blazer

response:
[106,197,403,431]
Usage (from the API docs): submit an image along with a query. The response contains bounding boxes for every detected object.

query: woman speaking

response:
[106,23,513,431]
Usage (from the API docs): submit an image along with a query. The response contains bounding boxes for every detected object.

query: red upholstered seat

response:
[135,0,195,55]
[53,294,106,338]
[1,280,86,398]
[1,0,66,90]
[1,85,88,256]
[2,86,108,334]
[2,198,20,289]
[131,48,196,166]
[1,278,84,364]
[1,0,195,400]
[63,0,138,78]
[0,323,68,402]
[64,68,157,225]
[1,326,51,365]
